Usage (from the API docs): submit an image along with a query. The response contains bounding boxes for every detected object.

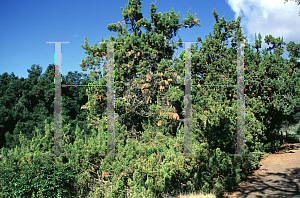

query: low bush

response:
[0,153,79,197]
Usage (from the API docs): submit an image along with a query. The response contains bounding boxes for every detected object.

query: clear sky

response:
[0,0,299,82]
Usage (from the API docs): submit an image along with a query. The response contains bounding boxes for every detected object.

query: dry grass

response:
[91,189,217,198]
[162,190,216,198]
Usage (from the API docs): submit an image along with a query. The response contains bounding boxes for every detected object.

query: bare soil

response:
[223,140,300,198]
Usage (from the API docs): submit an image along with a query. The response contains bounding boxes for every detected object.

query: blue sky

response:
[1,0,299,82]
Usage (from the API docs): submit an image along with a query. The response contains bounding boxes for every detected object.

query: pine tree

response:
[75,1,300,196]
[0,72,21,149]
[2,1,296,197]
[79,0,200,141]
[61,70,92,144]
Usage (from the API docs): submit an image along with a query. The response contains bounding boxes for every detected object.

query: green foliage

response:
[0,124,80,197]
[2,63,92,150]
[0,0,299,197]
[0,156,78,197]
[79,0,201,139]
[76,0,298,196]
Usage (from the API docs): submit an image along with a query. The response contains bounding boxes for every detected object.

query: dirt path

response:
[223,142,300,198]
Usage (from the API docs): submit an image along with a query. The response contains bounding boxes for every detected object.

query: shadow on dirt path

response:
[224,142,300,198]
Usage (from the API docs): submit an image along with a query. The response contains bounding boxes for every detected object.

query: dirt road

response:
[223,142,300,198]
